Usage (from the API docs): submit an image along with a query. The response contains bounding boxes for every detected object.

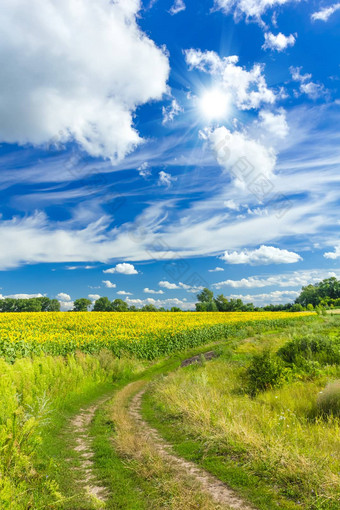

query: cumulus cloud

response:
[221,245,302,265]
[102,280,117,288]
[205,126,276,185]
[214,0,299,22]
[56,292,71,302]
[162,99,183,124]
[103,263,138,275]
[0,0,169,160]
[262,32,296,52]
[125,297,195,310]
[213,269,339,289]
[311,2,340,21]
[290,67,326,99]
[169,0,186,15]
[185,50,275,110]
[88,294,101,301]
[138,162,151,179]
[258,109,289,139]
[228,290,300,305]
[144,288,164,294]
[159,281,180,289]
[0,293,45,299]
[324,245,340,259]
[208,267,225,272]
[117,290,133,296]
[158,171,177,187]
[224,199,240,211]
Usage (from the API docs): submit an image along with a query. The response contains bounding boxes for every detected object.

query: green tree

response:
[93,297,112,312]
[111,299,129,312]
[197,288,214,303]
[47,299,61,311]
[141,304,158,312]
[73,298,92,312]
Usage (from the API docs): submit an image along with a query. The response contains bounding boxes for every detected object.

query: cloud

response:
[324,245,340,259]
[224,199,240,211]
[208,267,225,272]
[159,281,180,289]
[56,292,71,302]
[185,50,275,110]
[103,263,138,275]
[228,290,300,305]
[262,32,296,52]
[0,0,169,160]
[144,288,164,294]
[158,171,177,187]
[290,67,326,99]
[205,125,276,185]
[221,245,302,265]
[169,0,186,15]
[102,280,117,288]
[138,162,151,179]
[88,294,101,301]
[214,0,299,23]
[213,269,340,289]
[66,266,95,270]
[162,99,183,124]
[117,290,133,295]
[0,293,45,299]
[258,109,289,139]
[125,297,195,310]
[311,2,340,21]
[59,300,74,311]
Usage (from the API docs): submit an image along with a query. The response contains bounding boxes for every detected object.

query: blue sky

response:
[0,0,339,310]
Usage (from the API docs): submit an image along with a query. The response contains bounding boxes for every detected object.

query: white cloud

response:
[56,292,71,302]
[0,293,45,299]
[159,281,180,289]
[228,290,300,305]
[206,126,276,185]
[88,294,101,301]
[224,199,240,211]
[324,245,340,259]
[213,269,339,289]
[0,0,169,160]
[144,288,164,294]
[311,2,340,21]
[59,300,74,311]
[208,267,225,272]
[162,99,183,124]
[185,50,275,110]
[138,162,151,179]
[158,170,177,187]
[103,263,138,275]
[169,0,186,15]
[102,280,117,289]
[214,0,299,22]
[262,32,296,52]
[126,297,195,310]
[117,290,133,296]
[258,109,289,139]
[66,266,95,270]
[290,67,326,99]
[221,245,302,265]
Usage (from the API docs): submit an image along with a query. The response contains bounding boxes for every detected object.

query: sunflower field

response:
[0,311,315,362]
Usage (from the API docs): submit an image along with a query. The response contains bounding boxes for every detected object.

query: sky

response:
[0,0,339,310]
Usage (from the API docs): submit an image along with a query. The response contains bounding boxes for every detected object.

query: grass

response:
[143,317,340,510]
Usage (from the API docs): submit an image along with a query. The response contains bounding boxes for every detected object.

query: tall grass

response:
[0,351,145,508]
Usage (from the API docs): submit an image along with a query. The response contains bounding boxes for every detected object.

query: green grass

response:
[142,317,340,510]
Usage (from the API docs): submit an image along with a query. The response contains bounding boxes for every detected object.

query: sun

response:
[199,88,230,120]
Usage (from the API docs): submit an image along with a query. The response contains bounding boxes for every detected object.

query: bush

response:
[245,350,285,396]
[317,380,340,417]
[277,336,340,367]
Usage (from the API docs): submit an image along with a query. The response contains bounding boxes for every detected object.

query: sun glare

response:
[199,88,230,120]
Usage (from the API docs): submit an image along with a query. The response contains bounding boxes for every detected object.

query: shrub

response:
[245,350,285,396]
[317,380,340,417]
[277,336,340,367]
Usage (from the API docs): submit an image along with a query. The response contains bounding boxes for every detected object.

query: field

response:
[0,311,313,361]
[1,311,339,510]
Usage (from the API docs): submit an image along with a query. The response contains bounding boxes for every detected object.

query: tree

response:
[93,297,112,312]
[73,298,92,312]
[197,288,214,303]
[141,304,158,312]
[111,299,129,312]
[47,299,61,311]
[170,307,181,312]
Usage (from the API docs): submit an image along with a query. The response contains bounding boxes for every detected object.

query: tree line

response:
[1,277,339,312]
